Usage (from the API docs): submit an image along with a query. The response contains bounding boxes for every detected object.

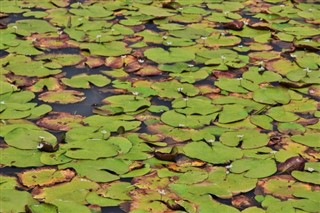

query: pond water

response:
[1,0,320,213]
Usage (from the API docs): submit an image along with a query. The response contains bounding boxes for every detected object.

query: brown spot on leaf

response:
[36,112,83,131]
[231,195,255,210]
[18,168,75,188]
[85,56,105,68]
[213,71,236,79]
[223,20,244,30]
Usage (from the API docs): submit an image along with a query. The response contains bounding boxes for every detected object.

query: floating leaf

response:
[59,159,130,182]
[253,87,290,105]
[267,107,299,122]
[0,189,38,213]
[291,134,320,148]
[38,90,85,104]
[144,47,195,64]
[61,74,111,89]
[220,130,269,149]
[80,42,131,57]
[218,105,248,124]
[4,127,57,150]
[230,158,277,178]
[18,168,75,188]
[183,141,243,164]
[0,147,43,167]
[161,110,217,129]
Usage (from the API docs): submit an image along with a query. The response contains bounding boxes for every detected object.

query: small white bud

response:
[177,87,183,92]
[225,164,232,169]
[307,167,315,172]
[138,58,145,63]
[158,189,166,195]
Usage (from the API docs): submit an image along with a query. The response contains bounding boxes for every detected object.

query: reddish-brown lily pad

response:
[18,168,75,188]
[36,112,83,131]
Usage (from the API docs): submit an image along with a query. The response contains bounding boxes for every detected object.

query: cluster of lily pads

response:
[1,0,320,212]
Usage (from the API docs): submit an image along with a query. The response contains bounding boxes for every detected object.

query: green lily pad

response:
[35,54,84,67]
[230,159,277,178]
[4,127,57,150]
[33,176,99,211]
[218,105,248,124]
[291,134,320,148]
[250,115,273,130]
[0,147,43,167]
[253,87,291,105]
[5,55,61,77]
[102,95,150,113]
[215,78,248,93]
[151,80,199,99]
[80,42,131,57]
[8,19,57,36]
[183,141,243,164]
[204,34,241,47]
[220,130,269,149]
[267,107,299,122]
[26,203,58,213]
[84,115,141,132]
[171,167,256,199]
[0,189,38,213]
[61,140,119,160]
[59,159,130,182]
[38,90,86,104]
[144,47,195,64]
[161,110,217,129]
[172,96,221,115]
[278,122,305,134]
[62,74,111,89]
[291,171,320,184]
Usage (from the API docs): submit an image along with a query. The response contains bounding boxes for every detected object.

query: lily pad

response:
[230,158,277,178]
[291,134,320,148]
[183,141,243,164]
[144,47,195,64]
[4,127,57,150]
[218,105,248,124]
[253,87,291,105]
[0,147,43,167]
[0,189,38,213]
[80,42,131,57]
[18,168,75,188]
[61,74,111,89]
[38,90,86,104]
[220,130,269,149]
